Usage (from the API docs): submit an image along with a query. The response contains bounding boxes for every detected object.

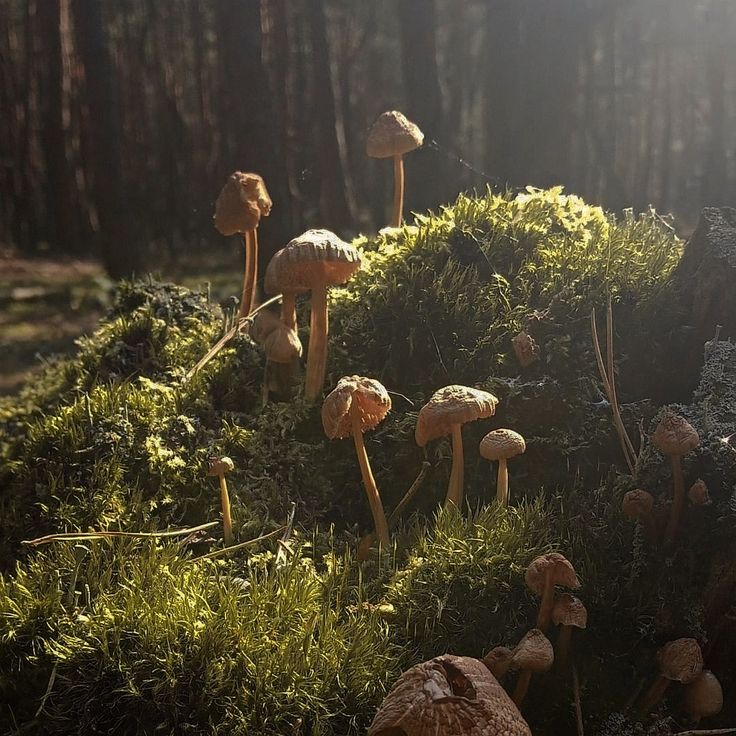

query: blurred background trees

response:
[1,0,735,276]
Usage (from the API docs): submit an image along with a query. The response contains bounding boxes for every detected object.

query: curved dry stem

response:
[513,670,533,706]
[239,229,258,318]
[391,154,404,228]
[536,569,556,631]
[305,285,328,401]
[496,458,509,506]
[219,474,233,546]
[445,424,464,508]
[665,453,685,544]
[351,404,390,545]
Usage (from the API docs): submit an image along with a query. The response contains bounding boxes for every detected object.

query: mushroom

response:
[214,172,272,318]
[368,654,532,736]
[525,553,580,632]
[263,229,361,401]
[415,385,499,509]
[482,646,514,680]
[622,489,655,540]
[652,410,699,544]
[688,478,711,506]
[551,593,587,670]
[207,456,235,546]
[511,332,539,369]
[366,111,424,228]
[322,376,391,546]
[479,429,526,507]
[510,629,554,706]
[639,638,703,714]
[683,670,723,726]
[250,310,303,403]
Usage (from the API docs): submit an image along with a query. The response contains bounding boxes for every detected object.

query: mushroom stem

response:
[536,570,556,632]
[351,403,390,546]
[446,423,465,509]
[639,674,671,714]
[391,154,404,228]
[239,229,258,319]
[556,625,573,671]
[281,291,297,331]
[665,453,685,544]
[218,474,234,546]
[305,285,328,401]
[513,670,533,706]
[496,457,509,507]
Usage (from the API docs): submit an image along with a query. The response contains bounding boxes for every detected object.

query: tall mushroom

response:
[207,456,235,546]
[683,670,723,726]
[263,229,361,401]
[638,638,703,714]
[322,376,391,546]
[366,111,424,228]
[214,172,272,318]
[551,593,587,670]
[510,629,554,706]
[480,429,526,507]
[525,553,580,632]
[652,411,700,544]
[415,385,499,509]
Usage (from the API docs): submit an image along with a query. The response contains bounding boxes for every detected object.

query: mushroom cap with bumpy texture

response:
[622,489,654,518]
[482,647,514,678]
[264,229,361,295]
[656,638,703,684]
[688,479,711,506]
[684,670,723,720]
[652,411,699,456]
[415,385,499,447]
[525,552,580,596]
[366,110,424,159]
[510,629,554,673]
[551,593,588,629]
[214,171,272,235]
[263,325,302,364]
[480,429,526,462]
[367,654,531,736]
[207,457,234,476]
[322,376,391,440]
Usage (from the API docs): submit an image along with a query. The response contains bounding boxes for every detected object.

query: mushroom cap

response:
[622,489,655,519]
[207,456,234,476]
[525,553,580,596]
[551,593,588,629]
[510,629,554,674]
[656,638,704,684]
[511,331,539,368]
[480,429,526,462]
[263,324,302,364]
[415,385,499,447]
[366,110,424,159]
[248,309,282,345]
[652,411,700,456]
[683,670,723,720]
[264,229,361,294]
[482,646,514,678]
[688,479,711,506]
[214,171,272,235]
[322,376,391,440]
[367,654,531,736]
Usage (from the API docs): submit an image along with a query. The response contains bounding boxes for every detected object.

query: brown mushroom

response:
[622,489,655,540]
[652,411,699,544]
[207,456,235,546]
[551,593,587,670]
[368,654,531,736]
[688,478,711,506]
[525,553,580,632]
[512,332,539,369]
[366,111,424,228]
[482,646,514,680]
[683,670,723,726]
[322,376,391,546]
[214,172,272,318]
[639,638,703,714]
[479,429,526,507]
[415,385,499,509]
[263,229,361,401]
[510,629,554,706]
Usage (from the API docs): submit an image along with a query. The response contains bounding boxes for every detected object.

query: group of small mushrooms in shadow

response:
[202,110,725,734]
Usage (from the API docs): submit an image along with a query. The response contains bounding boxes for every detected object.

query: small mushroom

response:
[551,593,587,670]
[652,411,699,544]
[415,385,499,509]
[510,629,554,706]
[479,429,526,507]
[622,489,655,540]
[482,646,514,680]
[683,670,723,726]
[639,638,703,714]
[207,456,235,546]
[250,310,303,403]
[688,478,711,506]
[214,172,272,318]
[512,332,539,368]
[525,553,580,632]
[322,376,391,546]
[366,111,424,228]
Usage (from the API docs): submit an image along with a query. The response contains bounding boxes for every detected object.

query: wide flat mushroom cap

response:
[264,229,361,294]
[510,629,554,673]
[263,325,302,364]
[207,456,235,476]
[622,489,654,518]
[415,385,499,446]
[322,376,391,439]
[551,594,588,629]
[652,411,700,455]
[656,638,704,684]
[366,110,424,159]
[524,552,580,595]
[684,670,723,718]
[480,429,526,461]
[367,654,531,736]
[214,171,272,235]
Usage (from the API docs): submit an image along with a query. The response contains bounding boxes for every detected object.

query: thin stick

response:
[573,664,585,736]
[23,522,219,547]
[607,298,637,462]
[275,502,297,568]
[34,662,58,718]
[190,526,286,562]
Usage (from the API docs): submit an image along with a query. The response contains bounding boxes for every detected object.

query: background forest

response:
[1,0,736,278]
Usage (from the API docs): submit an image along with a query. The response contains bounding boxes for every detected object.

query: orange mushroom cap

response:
[622,489,654,518]
[510,629,554,674]
[551,593,588,629]
[656,638,704,685]
[322,376,391,440]
[480,429,526,462]
[684,670,723,721]
[688,479,711,506]
[652,411,699,456]
[214,171,272,235]
[366,110,424,159]
[525,553,580,595]
[207,456,234,476]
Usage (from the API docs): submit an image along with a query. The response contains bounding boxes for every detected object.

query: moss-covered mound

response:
[2,188,733,735]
